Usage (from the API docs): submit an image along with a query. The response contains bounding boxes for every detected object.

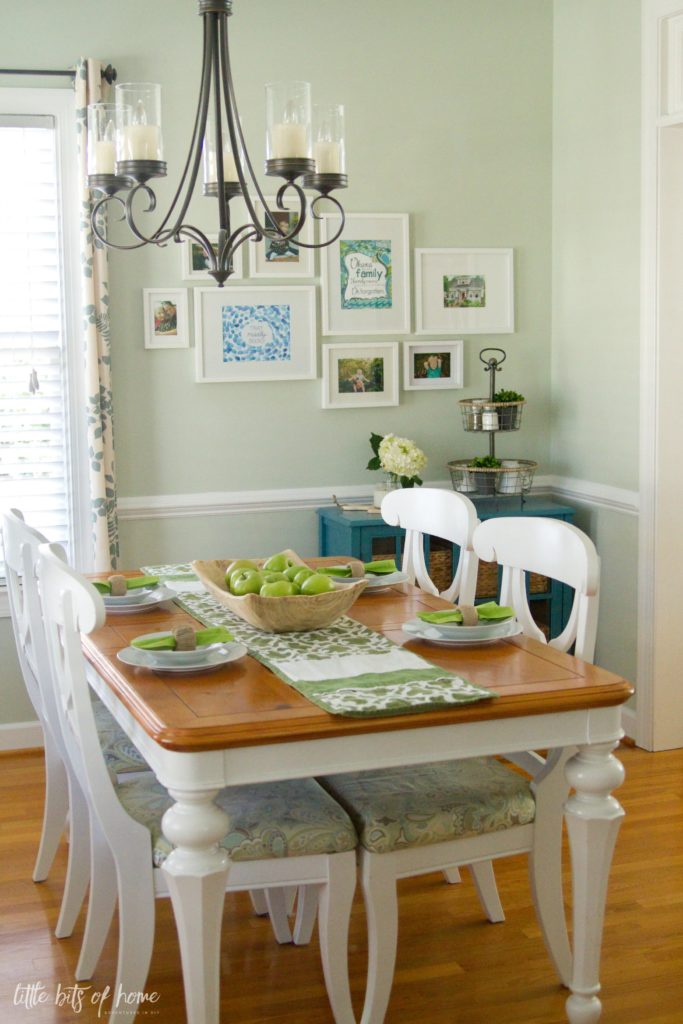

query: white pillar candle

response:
[93,140,116,174]
[205,146,239,183]
[119,124,162,161]
[271,122,307,159]
[314,140,341,174]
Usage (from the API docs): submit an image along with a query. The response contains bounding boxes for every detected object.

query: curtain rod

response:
[0,65,117,85]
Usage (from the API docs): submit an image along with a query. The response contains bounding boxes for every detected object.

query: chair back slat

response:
[38,543,132,840]
[380,488,480,604]
[473,517,600,662]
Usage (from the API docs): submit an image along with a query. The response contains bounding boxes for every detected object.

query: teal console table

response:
[316,496,576,640]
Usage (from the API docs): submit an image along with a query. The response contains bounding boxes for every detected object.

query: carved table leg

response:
[564,741,625,1024]
[161,789,231,1024]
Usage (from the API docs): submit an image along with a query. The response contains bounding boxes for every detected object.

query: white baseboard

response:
[0,720,43,752]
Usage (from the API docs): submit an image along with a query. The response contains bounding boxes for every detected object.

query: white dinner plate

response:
[117,635,247,673]
[103,584,175,613]
[414,616,516,641]
[402,617,522,646]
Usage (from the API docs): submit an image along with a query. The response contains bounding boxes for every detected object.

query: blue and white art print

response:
[221,303,292,363]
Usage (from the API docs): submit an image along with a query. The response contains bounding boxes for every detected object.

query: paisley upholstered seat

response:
[321,757,535,855]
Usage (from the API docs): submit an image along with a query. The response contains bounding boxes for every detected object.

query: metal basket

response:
[459,398,525,432]
[447,459,538,497]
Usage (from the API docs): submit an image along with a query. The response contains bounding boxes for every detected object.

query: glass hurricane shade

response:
[114,82,164,162]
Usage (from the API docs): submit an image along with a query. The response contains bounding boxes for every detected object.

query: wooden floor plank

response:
[0,745,682,1022]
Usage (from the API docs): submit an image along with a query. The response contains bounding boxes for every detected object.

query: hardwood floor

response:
[1,743,682,1023]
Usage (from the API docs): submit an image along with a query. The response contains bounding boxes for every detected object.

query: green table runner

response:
[142,563,497,718]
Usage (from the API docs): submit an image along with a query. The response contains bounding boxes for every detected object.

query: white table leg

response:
[161,788,231,1024]
[564,741,625,1024]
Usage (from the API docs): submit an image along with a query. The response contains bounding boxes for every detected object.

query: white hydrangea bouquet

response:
[367,432,427,488]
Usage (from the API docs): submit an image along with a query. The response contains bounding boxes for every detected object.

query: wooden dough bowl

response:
[191,551,367,633]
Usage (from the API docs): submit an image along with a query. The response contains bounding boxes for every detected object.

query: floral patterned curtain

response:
[74,58,119,571]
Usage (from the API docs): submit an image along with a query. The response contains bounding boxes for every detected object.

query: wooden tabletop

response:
[82,569,634,753]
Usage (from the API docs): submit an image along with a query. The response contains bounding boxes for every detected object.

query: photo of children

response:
[414,351,451,379]
[153,299,178,336]
[337,357,385,394]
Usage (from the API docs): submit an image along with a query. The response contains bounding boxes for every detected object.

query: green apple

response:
[300,573,335,595]
[230,569,265,596]
[225,559,258,586]
[284,564,305,581]
[260,579,297,597]
[262,571,288,584]
[293,567,316,585]
[263,551,297,573]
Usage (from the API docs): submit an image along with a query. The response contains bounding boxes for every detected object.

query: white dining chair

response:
[1,508,148,939]
[320,750,571,1024]
[37,542,359,1024]
[379,487,505,914]
[380,487,480,603]
[472,516,600,662]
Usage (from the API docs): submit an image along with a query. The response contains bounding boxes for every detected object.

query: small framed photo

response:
[194,285,316,383]
[180,234,244,280]
[320,213,410,335]
[415,248,514,334]
[321,342,399,409]
[403,340,464,390]
[143,288,189,349]
[250,196,314,278]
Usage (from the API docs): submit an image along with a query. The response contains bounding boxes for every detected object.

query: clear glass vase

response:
[373,473,400,508]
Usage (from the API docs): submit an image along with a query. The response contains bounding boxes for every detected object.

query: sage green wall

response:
[551,0,641,488]
[551,0,641,688]
[2,0,555,725]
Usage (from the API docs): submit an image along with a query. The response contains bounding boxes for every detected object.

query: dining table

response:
[82,559,633,1024]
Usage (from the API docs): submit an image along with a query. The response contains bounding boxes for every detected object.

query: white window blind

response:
[0,113,71,556]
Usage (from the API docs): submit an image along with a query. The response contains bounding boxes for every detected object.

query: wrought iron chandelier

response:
[87,0,347,286]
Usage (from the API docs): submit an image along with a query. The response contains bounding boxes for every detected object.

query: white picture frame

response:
[415,248,514,334]
[143,288,189,349]
[320,213,410,335]
[403,339,464,390]
[321,341,399,409]
[249,195,315,278]
[194,285,316,383]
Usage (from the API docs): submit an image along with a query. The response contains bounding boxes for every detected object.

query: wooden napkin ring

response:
[454,604,479,626]
[173,625,197,651]
[108,574,127,597]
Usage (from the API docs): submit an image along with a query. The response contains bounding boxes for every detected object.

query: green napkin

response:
[132,626,235,650]
[93,575,159,595]
[418,601,514,625]
[363,559,398,575]
[318,559,399,578]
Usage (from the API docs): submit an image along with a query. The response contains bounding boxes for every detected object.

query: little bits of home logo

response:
[13,981,161,1017]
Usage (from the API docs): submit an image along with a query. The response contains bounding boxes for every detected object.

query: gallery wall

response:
[1,0,642,727]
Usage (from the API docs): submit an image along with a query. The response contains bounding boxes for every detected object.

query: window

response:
[0,87,88,597]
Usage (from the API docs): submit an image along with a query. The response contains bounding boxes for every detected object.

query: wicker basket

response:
[475,562,550,598]
[447,459,538,497]
[459,398,525,432]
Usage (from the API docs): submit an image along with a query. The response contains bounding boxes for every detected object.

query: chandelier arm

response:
[174,225,218,271]
[211,13,229,234]
[159,12,215,240]
[294,193,346,249]
[90,194,150,251]
[220,16,269,236]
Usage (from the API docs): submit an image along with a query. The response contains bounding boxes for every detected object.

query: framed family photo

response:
[320,213,410,335]
[194,285,316,383]
[415,248,514,334]
[250,196,314,278]
[321,342,399,409]
[403,340,464,390]
[143,288,189,349]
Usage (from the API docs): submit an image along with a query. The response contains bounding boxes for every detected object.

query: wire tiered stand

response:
[447,348,537,506]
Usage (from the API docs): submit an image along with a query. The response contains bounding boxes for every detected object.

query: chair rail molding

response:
[116,475,639,521]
